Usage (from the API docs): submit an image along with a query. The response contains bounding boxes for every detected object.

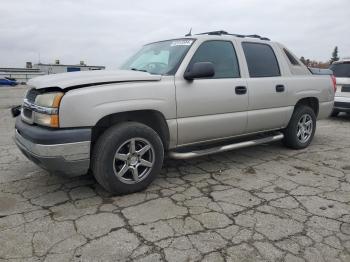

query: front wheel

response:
[283,105,316,149]
[92,122,164,195]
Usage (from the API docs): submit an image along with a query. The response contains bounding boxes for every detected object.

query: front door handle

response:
[276,84,285,92]
[235,86,247,95]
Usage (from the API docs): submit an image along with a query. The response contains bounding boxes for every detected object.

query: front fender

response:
[59,78,176,128]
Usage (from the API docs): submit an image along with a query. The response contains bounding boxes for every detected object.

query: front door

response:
[175,40,248,145]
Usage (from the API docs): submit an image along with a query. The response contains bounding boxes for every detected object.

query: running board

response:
[168,133,284,159]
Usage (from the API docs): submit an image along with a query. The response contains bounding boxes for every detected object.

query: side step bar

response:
[168,133,284,160]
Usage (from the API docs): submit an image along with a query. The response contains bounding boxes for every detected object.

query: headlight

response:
[33,92,63,128]
[35,92,64,108]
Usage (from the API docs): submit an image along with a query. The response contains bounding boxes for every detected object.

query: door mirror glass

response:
[184,62,215,80]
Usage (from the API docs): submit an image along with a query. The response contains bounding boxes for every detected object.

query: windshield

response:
[120,39,194,75]
[330,62,350,77]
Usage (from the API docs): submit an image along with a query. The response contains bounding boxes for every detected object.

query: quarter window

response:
[283,48,300,66]
[188,41,240,78]
[242,42,281,77]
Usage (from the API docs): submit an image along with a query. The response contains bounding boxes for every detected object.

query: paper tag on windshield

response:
[170,40,193,46]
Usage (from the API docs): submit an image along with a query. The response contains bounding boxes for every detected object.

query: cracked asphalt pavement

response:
[1,85,350,262]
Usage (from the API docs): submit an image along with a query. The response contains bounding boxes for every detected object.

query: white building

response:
[0,67,45,83]
[34,60,105,74]
[0,61,105,83]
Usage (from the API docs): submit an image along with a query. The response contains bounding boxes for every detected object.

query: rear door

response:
[175,40,248,145]
[241,42,289,133]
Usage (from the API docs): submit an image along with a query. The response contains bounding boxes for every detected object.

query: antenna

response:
[185,28,192,37]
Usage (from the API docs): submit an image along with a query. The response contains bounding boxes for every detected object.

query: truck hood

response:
[27,70,162,89]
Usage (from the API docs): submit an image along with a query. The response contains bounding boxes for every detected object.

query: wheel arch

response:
[91,110,170,151]
[294,97,319,117]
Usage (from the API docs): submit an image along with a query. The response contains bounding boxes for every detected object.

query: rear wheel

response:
[283,105,316,149]
[92,122,164,195]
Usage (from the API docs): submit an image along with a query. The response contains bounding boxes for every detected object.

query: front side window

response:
[242,42,281,77]
[187,40,240,78]
[121,39,194,75]
[330,62,350,77]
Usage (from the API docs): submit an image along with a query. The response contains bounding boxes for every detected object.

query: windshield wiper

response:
[130,68,147,72]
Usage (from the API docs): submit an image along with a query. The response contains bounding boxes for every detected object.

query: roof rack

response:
[194,30,270,41]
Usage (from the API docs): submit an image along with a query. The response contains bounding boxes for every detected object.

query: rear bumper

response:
[334,97,350,112]
[318,101,334,119]
[14,118,91,176]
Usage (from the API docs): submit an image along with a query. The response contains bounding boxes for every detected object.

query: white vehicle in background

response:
[330,58,350,116]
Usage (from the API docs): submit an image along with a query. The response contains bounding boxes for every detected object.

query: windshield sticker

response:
[170,40,193,47]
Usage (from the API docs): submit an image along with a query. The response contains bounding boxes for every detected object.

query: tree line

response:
[300,46,340,68]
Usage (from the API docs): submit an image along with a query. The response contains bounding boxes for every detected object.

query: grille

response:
[22,88,39,124]
[341,85,350,92]
[23,108,32,118]
[26,88,40,103]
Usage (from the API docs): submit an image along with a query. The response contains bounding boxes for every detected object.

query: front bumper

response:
[334,96,350,113]
[14,118,91,176]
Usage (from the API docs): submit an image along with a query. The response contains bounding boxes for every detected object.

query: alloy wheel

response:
[113,138,155,184]
[296,114,313,143]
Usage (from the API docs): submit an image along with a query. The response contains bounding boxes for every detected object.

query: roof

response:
[188,34,272,44]
[146,31,274,46]
[334,58,350,64]
[172,30,276,46]
[192,30,270,41]
[0,71,45,76]
[34,63,105,68]
[0,67,41,73]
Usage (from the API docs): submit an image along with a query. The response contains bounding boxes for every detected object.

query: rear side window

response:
[283,48,300,66]
[242,42,280,77]
[188,40,240,78]
[330,62,350,77]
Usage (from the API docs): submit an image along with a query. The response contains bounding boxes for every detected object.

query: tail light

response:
[331,75,337,92]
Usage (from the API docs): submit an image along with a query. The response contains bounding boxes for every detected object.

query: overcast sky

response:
[1,0,349,69]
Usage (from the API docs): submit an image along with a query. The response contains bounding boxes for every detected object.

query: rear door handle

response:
[235,86,247,95]
[276,84,285,92]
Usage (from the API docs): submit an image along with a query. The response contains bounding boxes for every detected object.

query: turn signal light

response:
[50,115,60,128]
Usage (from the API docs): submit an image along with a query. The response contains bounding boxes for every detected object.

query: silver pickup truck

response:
[14,31,335,194]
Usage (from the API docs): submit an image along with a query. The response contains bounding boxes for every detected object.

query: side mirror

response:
[184,62,215,80]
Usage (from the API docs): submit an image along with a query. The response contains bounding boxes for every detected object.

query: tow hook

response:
[11,105,21,118]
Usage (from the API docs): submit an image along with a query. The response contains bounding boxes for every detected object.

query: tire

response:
[283,105,316,149]
[330,110,339,117]
[92,122,164,195]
